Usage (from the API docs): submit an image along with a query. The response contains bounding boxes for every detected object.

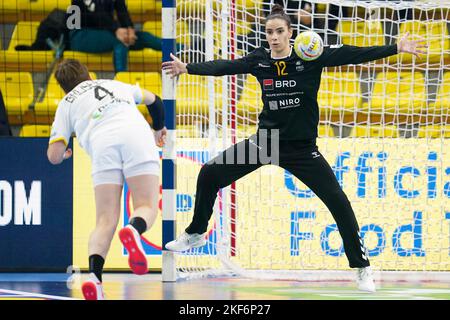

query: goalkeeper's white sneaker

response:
[165,232,206,252]
[356,267,376,293]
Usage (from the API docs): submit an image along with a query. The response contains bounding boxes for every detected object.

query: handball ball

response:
[294,31,323,61]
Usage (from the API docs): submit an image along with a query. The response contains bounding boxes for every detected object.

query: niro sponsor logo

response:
[279,98,301,109]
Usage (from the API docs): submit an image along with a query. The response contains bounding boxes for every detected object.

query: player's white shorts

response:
[89,125,160,186]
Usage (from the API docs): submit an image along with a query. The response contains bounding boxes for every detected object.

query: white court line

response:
[0,288,79,300]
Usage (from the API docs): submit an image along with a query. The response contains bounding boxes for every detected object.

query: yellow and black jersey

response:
[186,44,397,140]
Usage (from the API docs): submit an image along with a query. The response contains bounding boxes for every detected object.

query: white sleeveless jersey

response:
[49,79,147,155]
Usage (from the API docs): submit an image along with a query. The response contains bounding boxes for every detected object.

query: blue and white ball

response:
[294,31,324,61]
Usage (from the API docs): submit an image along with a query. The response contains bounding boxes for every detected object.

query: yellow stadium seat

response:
[19,125,52,137]
[19,0,71,12]
[417,125,450,138]
[177,124,203,138]
[213,19,252,37]
[2,0,28,11]
[237,75,263,118]
[34,72,97,116]
[318,125,335,137]
[177,0,264,14]
[114,72,162,115]
[143,21,162,38]
[337,20,385,47]
[177,0,206,13]
[143,20,189,45]
[62,49,162,72]
[391,21,449,64]
[176,74,210,115]
[428,72,450,115]
[176,74,222,116]
[126,0,162,15]
[4,21,54,69]
[318,71,362,114]
[362,72,426,115]
[0,72,34,115]
[238,124,258,136]
[351,125,399,138]
[8,21,40,50]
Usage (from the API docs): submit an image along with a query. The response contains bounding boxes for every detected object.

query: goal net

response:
[168,0,450,280]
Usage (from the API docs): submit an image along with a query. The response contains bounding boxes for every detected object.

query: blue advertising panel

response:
[0,138,73,271]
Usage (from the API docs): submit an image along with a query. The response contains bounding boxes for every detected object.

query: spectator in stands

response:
[69,0,163,72]
[0,90,12,136]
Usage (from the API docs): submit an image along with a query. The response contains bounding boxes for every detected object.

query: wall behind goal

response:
[1,138,448,271]
[0,138,73,271]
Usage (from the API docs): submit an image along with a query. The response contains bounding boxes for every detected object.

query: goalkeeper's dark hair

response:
[266,4,291,28]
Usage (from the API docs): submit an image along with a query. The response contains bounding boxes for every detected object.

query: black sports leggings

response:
[185,135,370,268]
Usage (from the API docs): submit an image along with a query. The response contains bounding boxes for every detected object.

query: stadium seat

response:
[62,49,162,72]
[391,21,449,64]
[351,125,399,138]
[0,72,34,116]
[143,20,189,45]
[7,21,40,50]
[4,21,161,72]
[428,72,450,115]
[19,125,52,137]
[318,125,335,137]
[19,0,71,12]
[143,21,163,38]
[177,0,261,15]
[237,75,263,119]
[2,21,53,71]
[318,71,362,114]
[176,74,222,116]
[362,72,426,115]
[213,19,252,37]
[126,0,162,15]
[15,0,159,18]
[34,72,97,116]
[176,74,210,116]
[114,72,162,115]
[417,125,450,138]
[236,125,258,138]
[1,0,26,11]
[337,20,385,47]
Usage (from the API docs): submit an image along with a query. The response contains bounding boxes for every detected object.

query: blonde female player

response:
[47,59,166,300]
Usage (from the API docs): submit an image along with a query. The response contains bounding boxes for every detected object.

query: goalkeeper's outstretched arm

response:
[320,32,427,67]
[162,52,256,77]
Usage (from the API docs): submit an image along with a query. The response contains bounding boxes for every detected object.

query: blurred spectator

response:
[0,91,12,136]
[69,0,163,72]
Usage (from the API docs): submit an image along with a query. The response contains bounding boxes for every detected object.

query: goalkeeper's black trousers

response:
[185,134,370,269]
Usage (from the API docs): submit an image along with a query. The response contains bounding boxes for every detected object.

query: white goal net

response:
[169,0,450,280]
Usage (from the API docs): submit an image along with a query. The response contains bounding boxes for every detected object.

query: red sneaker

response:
[81,274,105,300]
[119,225,148,275]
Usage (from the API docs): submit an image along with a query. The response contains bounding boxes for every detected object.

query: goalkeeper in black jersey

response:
[162,4,426,292]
